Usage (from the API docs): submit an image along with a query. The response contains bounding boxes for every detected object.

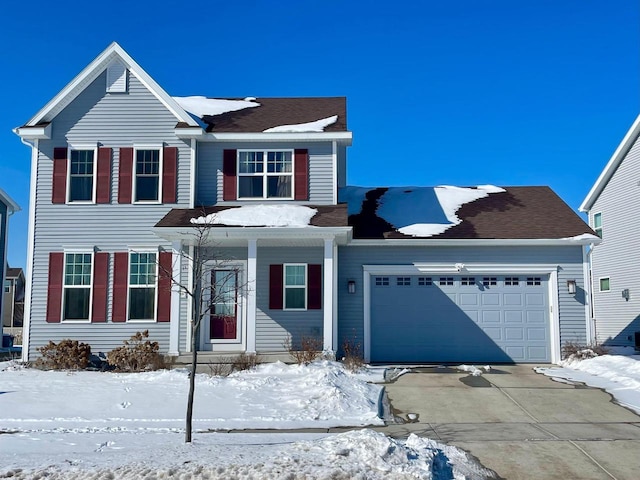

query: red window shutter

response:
[157,251,172,322]
[118,147,133,204]
[92,252,109,322]
[294,149,309,200]
[52,147,68,204]
[112,252,128,322]
[269,264,283,310]
[162,146,177,204]
[308,264,322,310]
[223,149,237,200]
[46,252,64,323]
[96,148,112,204]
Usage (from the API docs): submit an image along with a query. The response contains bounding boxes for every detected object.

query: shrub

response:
[562,341,609,360]
[208,353,261,377]
[35,339,91,370]
[284,335,322,365]
[106,330,165,372]
[341,336,364,371]
[232,352,261,371]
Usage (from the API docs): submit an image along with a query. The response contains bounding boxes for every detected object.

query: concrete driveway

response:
[379,365,640,480]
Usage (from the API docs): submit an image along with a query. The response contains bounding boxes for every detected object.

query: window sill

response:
[127,319,158,323]
[61,319,91,324]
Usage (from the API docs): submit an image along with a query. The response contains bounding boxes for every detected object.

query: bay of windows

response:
[238,150,293,199]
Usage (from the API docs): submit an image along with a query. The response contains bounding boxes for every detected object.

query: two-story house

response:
[16,43,599,365]
[580,114,640,348]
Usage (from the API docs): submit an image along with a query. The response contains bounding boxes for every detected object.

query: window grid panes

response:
[238,150,293,199]
[461,277,475,286]
[439,277,454,286]
[527,277,542,286]
[129,252,156,320]
[284,264,306,309]
[63,253,92,321]
[396,277,411,286]
[375,277,389,286]
[483,277,497,286]
[418,277,432,286]
[69,150,94,202]
[135,149,160,202]
[505,277,520,286]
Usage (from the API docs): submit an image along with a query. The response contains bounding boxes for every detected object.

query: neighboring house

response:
[580,114,640,348]
[15,42,598,365]
[0,189,20,340]
[3,267,25,341]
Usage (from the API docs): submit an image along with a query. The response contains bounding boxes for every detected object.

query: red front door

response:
[210,269,238,340]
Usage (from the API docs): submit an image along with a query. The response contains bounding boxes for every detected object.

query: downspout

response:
[583,244,596,344]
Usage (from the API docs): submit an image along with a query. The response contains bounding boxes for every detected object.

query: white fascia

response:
[202,132,353,145]
[349,238,601,247]
[175,127,205,139]
[152,226,353,244]
[14,123,51,140]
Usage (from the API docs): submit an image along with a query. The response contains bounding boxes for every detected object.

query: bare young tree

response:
[157,219,245,443]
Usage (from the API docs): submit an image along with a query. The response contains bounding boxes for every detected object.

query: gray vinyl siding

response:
[337,145,347,188]
[256,247,324,351]
[589,133,640,346]
[196,142,335,206]
[28,70,191,359]
[337,245,588,355]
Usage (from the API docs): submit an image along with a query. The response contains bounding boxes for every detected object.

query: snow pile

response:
[0,429,495,479]
[562,233,602,242]
[263,115,338,133]
[0,360,382,432]
[191,204,318,227]
[537,354,640,414]
[340,185,506,237]
[457,365,491,376]
[173,96,260,117]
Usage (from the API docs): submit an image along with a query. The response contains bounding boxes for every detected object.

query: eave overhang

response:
[201,131,353,145]
[349,237,601,247]
[14,123,51,140]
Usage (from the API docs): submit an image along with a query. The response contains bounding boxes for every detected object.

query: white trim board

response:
[361,263,562,364]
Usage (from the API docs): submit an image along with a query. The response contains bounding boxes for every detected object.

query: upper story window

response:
[593,212,602,238]
[4,279,11,293]
[134,149,161,202]
[68,150,96,202]
[238,150,293,199]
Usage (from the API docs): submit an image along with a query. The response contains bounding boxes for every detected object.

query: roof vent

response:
[106,60,128,93]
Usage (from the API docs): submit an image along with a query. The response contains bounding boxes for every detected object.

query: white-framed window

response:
[133,148,162,203]
[237,150,294,199]
[593,212,602,238]
[283,263,307,310]
[63,252,93,322]
[599,277,610,292]
[68,148,97,203]
[128,252,157,321]
[4,279,11,293]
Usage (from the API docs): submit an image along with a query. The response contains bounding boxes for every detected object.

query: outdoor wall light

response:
[347,280,356,294]
[566,279,577,295]
[622,289,630,301]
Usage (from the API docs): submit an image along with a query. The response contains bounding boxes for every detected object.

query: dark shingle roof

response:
[348,186,594,240]
[155,204,348,228]
[199,97,347,133]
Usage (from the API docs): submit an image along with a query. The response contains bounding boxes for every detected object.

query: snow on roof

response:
[263,115,339,133]
[173,96,260,118]
[561,233,602,242]
[341,185,506,237]
[191,204,318,227]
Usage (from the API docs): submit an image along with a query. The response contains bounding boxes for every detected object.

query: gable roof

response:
[580,114,640,212]
[6,267,24,279]
[345,186,594,240]
[189,97,348,133]
[20,42,199,129]
[0,188,20,214]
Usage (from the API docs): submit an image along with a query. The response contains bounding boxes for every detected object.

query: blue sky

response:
[1,0,638,270]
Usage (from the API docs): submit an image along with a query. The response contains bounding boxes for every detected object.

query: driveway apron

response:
[380,365,640,480]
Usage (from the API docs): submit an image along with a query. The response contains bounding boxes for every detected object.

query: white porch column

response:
[246,238,257,353]
[168,241,182,355]
[323,238,336,353]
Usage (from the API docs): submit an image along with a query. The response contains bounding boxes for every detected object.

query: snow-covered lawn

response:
[536,350,640,414]
[0,360,494,479]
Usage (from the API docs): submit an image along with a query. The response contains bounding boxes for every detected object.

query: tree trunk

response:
[185,325,198,443]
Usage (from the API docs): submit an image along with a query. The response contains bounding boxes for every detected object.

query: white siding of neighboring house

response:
[589,133,640,346]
